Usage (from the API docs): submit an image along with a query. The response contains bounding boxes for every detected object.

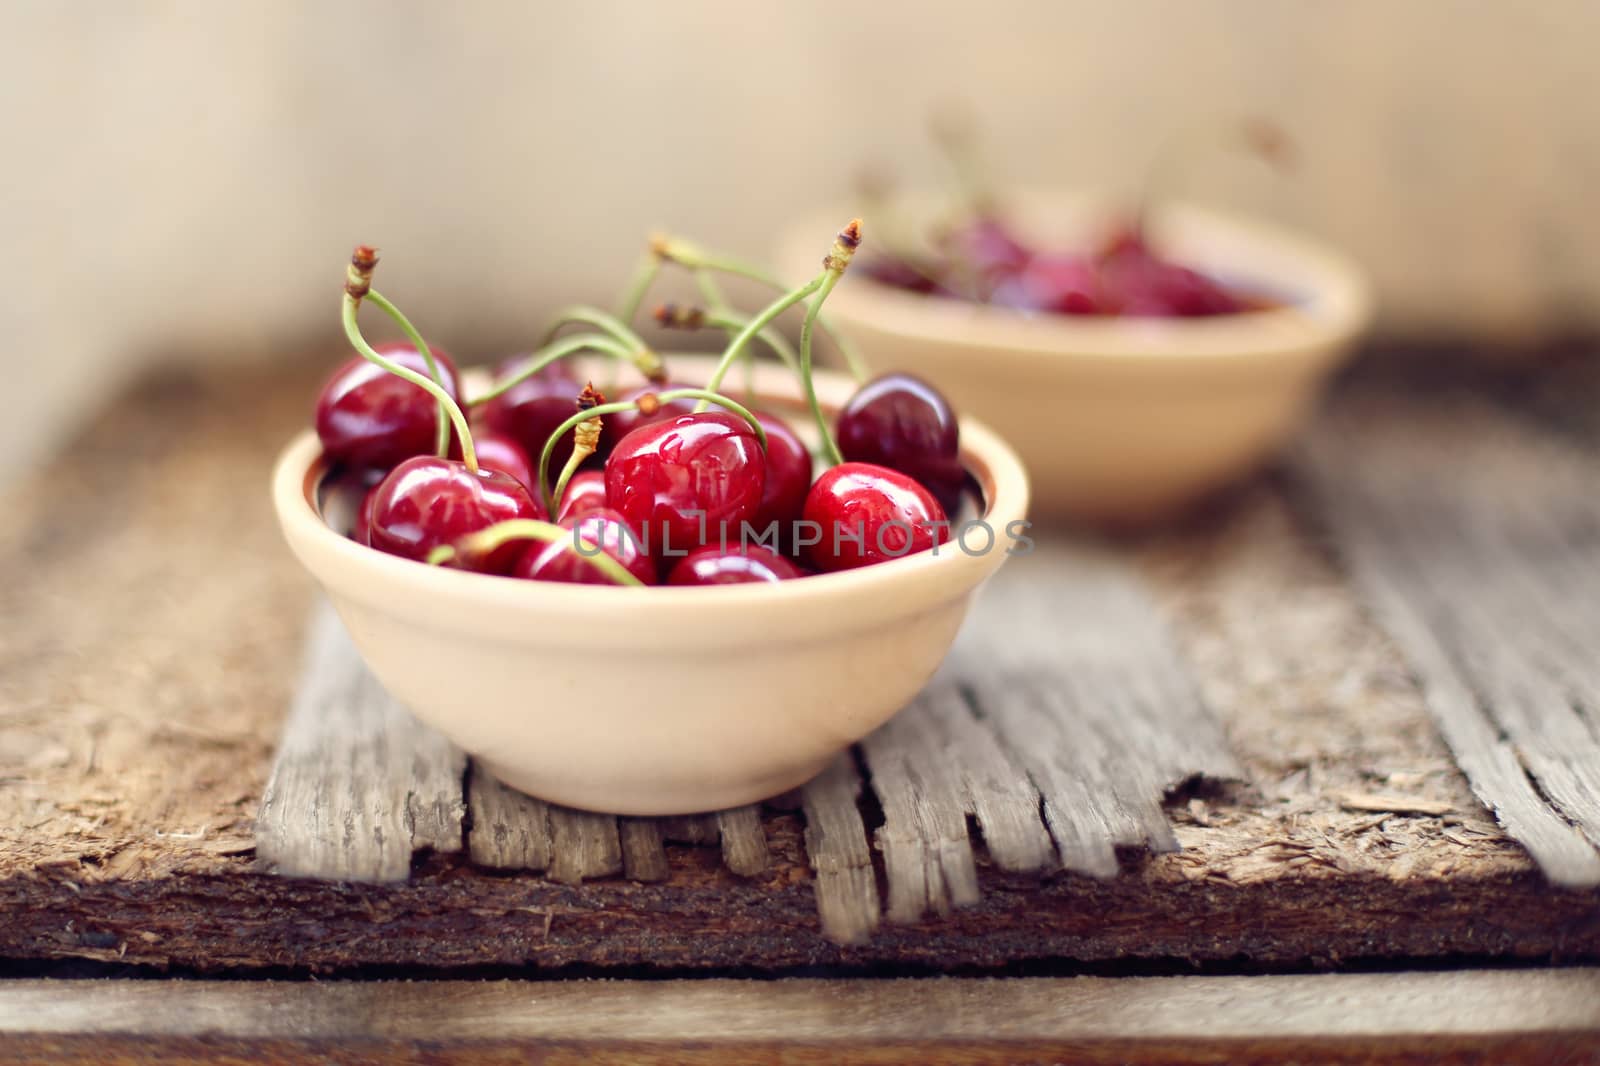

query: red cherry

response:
[351,483,380,546]
[367,456,543,573]
[604,383,697,452]
[315,343,461,470]
[514,507,655,586]
[476,356,581,471]
[991,254,1104,315]
[938,215,1030,280]
[667,544,804,586]
[863,256,939,294]
[836,373,965,515]
[1097,232,1242,317]
[468,430,535,492]
[556,469,610,522]
[750,413,813,542]
[801,462,950,572]
[605,412,766,557]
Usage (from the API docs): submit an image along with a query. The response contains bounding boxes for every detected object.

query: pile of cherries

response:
[316,222,969,588]
[863,217,1266,318]
[862,117,1288,317]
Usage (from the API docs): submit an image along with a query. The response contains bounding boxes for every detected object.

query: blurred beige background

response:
[2,2,1598,486]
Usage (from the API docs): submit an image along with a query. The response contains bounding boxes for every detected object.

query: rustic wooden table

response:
[2,351,1599,1060]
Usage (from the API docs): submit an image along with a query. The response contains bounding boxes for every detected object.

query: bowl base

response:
[476,754,836,817]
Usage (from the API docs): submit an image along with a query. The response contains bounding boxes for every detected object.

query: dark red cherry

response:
[990,254,1104,315]
[749,412,813,542]
[1097,232,1242,317]
[605,412,766,557]
[801,462,950,572]
[367,456,543,573]
[556,469,610,522]
[604,383,698,451]
[476,356,581,471]
[863,256,939,294]
[938,215,1030,280]
[469,430,535,492]
[667,544,804,586]
[351,484,380,546]
[513,507,655,586]
[836,372,965,515]
[315,343,461,470]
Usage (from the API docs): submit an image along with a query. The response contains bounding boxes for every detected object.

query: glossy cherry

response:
[315,343,461,469]
[367,456,544,573]
[836,372,965,515]
[513,507,655,586]
[667,544,804,586]
[556,469,610,522]
[604,412,766,557]
[466,430,536,492]
[603,383,698,452]
[801,462,950,572]
[749,412,813,543]
[476,356,582,471]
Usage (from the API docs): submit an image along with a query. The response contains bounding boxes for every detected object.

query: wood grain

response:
[467,763,554,871]
[5,358,1600,976]
[1,971,1596,1065]
[1296,387,1600,886]
[254,604,467,881]
[800,755,881,945]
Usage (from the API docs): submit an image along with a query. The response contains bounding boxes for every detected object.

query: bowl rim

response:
[273,359,1031,623]
[775,190,1375,364]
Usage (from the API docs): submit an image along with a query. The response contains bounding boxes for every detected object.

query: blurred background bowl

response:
[778,192,1373,524]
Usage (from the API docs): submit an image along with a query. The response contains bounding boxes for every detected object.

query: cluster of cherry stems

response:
[316,221,966,587]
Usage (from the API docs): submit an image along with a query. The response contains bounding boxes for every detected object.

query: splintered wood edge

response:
[0,972,1596,1047]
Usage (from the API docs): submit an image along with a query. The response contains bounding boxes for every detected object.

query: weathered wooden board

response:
[2,971,1598,1065]
[1296,386,1600,886]
[255,604,465,881]
[4,357,1600,976]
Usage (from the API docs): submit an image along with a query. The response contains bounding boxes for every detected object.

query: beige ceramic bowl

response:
[273,358,1028,815]
[778,192,1373,524]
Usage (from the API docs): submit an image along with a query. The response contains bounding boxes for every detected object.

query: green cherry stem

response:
[341,248,478,473]
[656,237,869,383]
[695,274,825,410]
[469,333,662,406]
[656,388,766,449]
[363,289,449,458]
[800,220,861,467]
[614,250,663,325]
[542,305,649,353]
[427,520,646,587]
[536,400,638,516]
[656,303,800,373]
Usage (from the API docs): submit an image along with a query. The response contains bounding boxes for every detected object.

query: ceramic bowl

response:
[777,191,1373,524]
[273,358,1029,815]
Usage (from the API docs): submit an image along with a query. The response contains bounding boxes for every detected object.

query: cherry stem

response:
[362,290,450,458]
[615,250,663,325]
[469,333,662,406]
[657,304,800,374]
[655,236,869,383]
[801,277,847,467]
[542,305,649,354]
[537,400,638,517]
[427,520,646,588]
[341,290,478,474]
[696,273,825,409]
[656,388,766,449]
